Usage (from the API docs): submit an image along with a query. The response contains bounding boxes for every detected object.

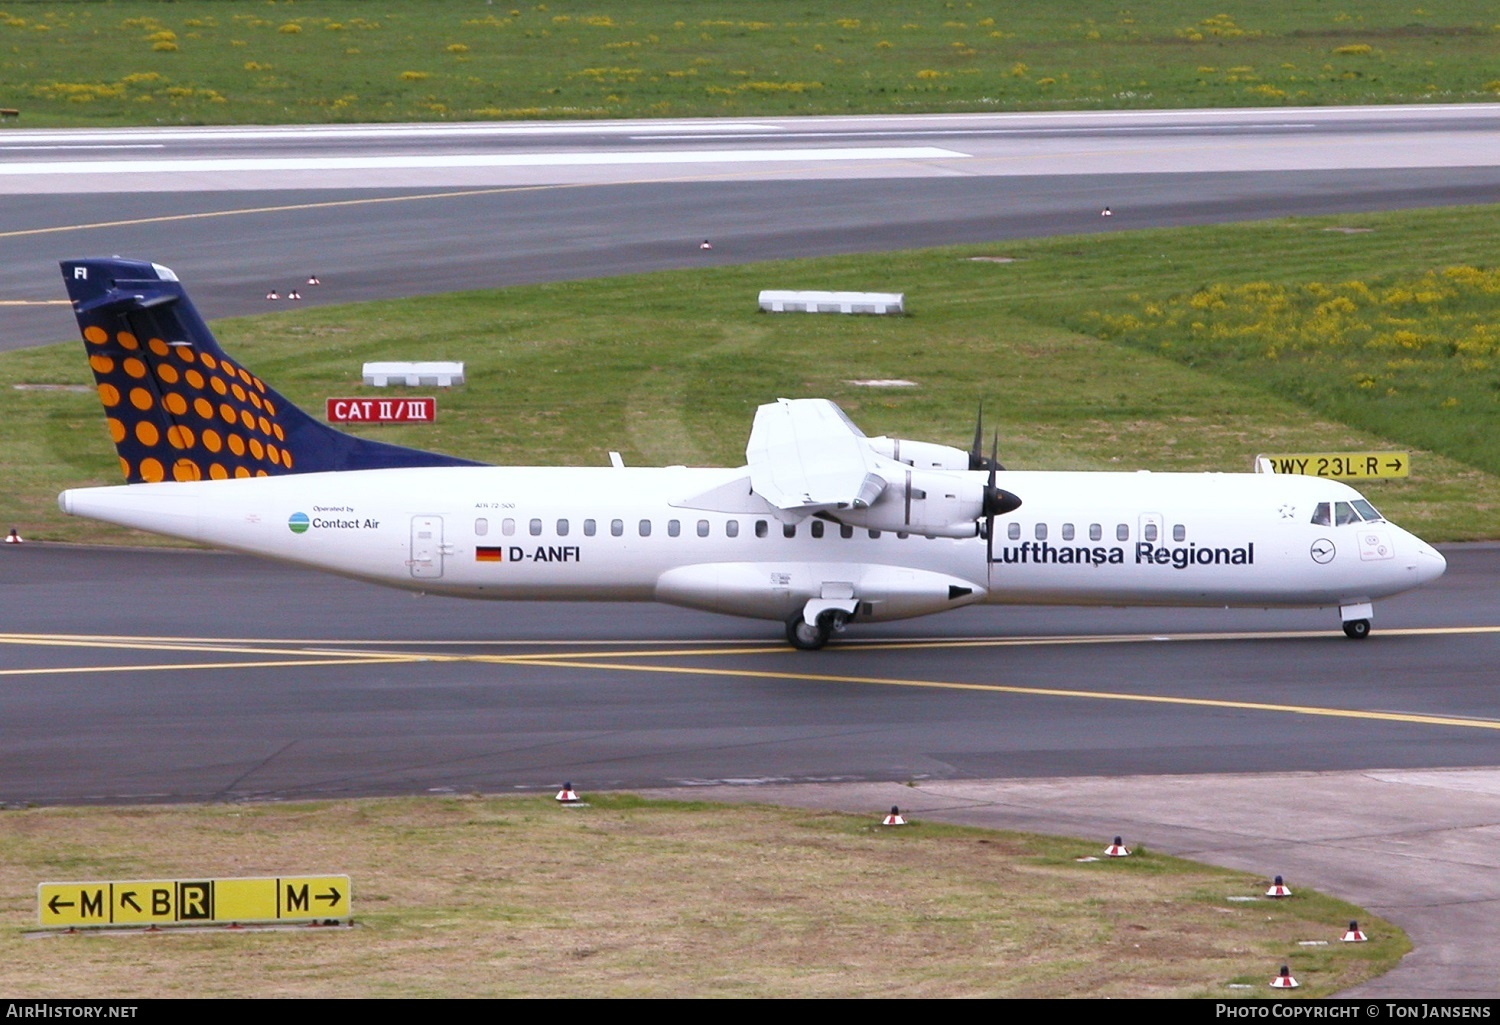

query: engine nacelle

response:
[865,437,971,471]
[828,467,987,538]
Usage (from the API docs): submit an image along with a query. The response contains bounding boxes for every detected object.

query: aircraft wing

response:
[745,399,888,513]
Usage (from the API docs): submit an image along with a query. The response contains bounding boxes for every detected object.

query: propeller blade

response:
[968,402,1006,472]
[968,401,987,471]
[983,430,1020,520]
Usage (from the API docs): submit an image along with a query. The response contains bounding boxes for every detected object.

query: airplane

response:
[57,257,1447,649]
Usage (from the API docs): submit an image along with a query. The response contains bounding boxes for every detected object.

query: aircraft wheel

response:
[1342,618,1371,640]
[786,613,830,651]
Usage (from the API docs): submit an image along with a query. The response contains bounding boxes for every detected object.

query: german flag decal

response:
[475,546,504,562]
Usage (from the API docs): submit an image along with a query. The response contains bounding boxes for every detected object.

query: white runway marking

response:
[634,124,1319,140]
[0,144,165,151]
[0,146,970,176]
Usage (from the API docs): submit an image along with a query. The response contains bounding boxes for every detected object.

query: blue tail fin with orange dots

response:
[61,258,481,484]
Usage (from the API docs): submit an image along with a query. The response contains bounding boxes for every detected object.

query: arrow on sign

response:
[1386,458,1404,472]
[316,887,342,906]
[119,891,142,912]
[47,895,74,913]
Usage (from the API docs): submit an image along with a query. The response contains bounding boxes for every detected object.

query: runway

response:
[4,106,1500,350]
[4,106,1500,994]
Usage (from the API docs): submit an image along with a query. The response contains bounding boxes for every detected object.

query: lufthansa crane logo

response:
[1310,538,1336,564]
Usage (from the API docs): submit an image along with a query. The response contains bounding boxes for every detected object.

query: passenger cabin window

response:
[868,529,882,539]
[556,519,569,537]
[783,524,796,538]
[1007,522,1021,541]
[610,519,623,537]
[475,518,489,537]
[1116,524,1129,542]
[1061,523,1075,541]
[667,519,680,537]
[639,519,652,537]
[755,520,768,538]
[726,520,739,538]
[1034,523,1047,541]
[584,519,596,537]
[1089,523,1102,542]
[1173,524,1186,542]
[502,518,516,536]
[697,520,710,537]
[529,518,543,536]
[811,521,825,539]
[840,524,853,539]
[1144,523,1157,542]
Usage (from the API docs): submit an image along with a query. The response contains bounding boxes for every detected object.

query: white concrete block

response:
[362,361,465,387]
[757,290,905,315]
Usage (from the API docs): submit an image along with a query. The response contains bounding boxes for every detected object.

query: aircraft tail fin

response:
[61,258,481,484]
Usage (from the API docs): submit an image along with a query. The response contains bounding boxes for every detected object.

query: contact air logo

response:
[288,512,310,534]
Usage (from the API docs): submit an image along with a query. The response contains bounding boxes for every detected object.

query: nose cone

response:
[1414,540,1447,586]
[1393,525,1447,588]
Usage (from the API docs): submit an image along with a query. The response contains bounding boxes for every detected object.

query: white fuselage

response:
[59,465,1446,626]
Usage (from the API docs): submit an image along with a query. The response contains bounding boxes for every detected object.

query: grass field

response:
[2,0,1498,127]
[0,794,1406,998]
[4,205,1498,544]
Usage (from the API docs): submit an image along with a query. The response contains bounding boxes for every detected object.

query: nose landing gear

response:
[1340,602,1373,640]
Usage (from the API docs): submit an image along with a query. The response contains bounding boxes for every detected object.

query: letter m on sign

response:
[285,882,310,914]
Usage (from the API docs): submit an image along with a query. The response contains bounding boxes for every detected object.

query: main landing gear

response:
[1342,619,1371,640]
[785,610,848,650]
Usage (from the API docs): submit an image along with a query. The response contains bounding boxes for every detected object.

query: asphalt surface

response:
[3,542,1497,804]
[3,107,1499,995]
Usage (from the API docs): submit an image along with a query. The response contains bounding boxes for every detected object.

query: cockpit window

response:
[1312,499,1384,526]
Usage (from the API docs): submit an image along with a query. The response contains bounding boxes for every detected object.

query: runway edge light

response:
[1104,836,1130,857]
[882,805,906,826]
[1266,874,1292,898]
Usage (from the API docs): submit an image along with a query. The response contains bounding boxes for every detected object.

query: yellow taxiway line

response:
[486,654,1500,732]
[0,626,1494,731]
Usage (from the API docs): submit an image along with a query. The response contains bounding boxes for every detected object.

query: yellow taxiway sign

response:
[38,875,349,928]
[1258,452,1409,479]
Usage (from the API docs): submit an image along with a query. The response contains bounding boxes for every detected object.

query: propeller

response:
[968,402,1006,472]
[981,431,1022,559]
